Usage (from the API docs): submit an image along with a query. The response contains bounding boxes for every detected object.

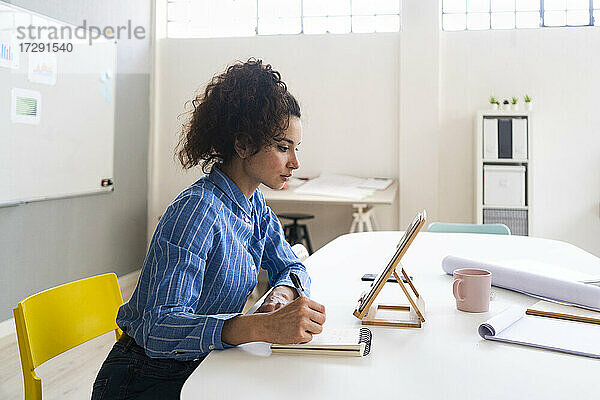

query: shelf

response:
[482,159,528,164]
[475,110,532,236]
[482,205,528,210]
[479,110,531,117]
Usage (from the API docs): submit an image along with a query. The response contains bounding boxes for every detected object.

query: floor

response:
[0,270,268,399]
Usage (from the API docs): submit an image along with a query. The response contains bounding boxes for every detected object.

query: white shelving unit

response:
[475,110,532,235]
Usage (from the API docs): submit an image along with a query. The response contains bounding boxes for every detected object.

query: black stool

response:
[278,213,314,254]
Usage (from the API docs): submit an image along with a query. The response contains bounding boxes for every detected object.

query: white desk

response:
[182,232,600,400]
[260,181,398,232]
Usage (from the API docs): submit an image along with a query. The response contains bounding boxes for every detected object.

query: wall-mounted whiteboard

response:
[0,2,116,207]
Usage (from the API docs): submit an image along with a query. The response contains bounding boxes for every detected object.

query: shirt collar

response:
[207,166,253,218]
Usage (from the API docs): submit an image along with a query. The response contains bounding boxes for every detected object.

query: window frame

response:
[166,0,402,38]
[442,0,598,31]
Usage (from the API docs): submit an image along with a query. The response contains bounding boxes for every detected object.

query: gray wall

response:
[0,0,151,320]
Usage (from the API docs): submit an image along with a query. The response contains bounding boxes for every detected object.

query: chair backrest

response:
[13,273,123,399]
[427,222,511,235]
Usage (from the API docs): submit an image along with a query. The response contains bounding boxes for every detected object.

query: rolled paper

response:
[442,255,600,310]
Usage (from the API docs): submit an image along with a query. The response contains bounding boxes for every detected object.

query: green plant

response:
[524,94,531,103]
[503,99,509,105]
[511,97,518,104]
[489,96,499,104]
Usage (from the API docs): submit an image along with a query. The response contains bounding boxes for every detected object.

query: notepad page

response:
[494,315,600,357]
[271,328,361,350]
[306,328,360,346]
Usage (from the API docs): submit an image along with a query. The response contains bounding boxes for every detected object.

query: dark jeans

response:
[92,334,203,400]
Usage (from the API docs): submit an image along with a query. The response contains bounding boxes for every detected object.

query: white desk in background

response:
[182,232,600,400]
[260,180,398,232]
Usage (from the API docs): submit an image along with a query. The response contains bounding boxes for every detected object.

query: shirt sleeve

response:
[260,206,312,297]
[140,194,239,360]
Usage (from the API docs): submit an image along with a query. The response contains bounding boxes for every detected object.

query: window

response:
[167,0,401,38]
[442,0,599,31]
[595,0,600,24]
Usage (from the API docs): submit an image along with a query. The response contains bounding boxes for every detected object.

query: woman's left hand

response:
[256,286,296,313]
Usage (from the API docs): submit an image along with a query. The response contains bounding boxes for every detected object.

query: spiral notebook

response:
[478,306,600,359]
[271,327,372,357]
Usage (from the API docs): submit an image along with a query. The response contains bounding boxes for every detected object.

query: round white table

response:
[182,232,600,400]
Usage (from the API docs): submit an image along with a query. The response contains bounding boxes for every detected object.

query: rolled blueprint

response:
[442,255,600,310]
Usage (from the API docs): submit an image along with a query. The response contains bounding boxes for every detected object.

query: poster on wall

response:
[0,31,20,70]
[11,88,42,125]
[28,53,58,85]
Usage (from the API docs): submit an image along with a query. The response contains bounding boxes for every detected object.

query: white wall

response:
[399,0,441,226]
[439,27,600,256]
[150,0,600,257]
[150,34,401,249]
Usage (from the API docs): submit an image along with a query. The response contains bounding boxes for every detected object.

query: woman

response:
[92,59,326,399]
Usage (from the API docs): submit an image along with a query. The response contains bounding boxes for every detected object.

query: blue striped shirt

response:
[116,166,310,361]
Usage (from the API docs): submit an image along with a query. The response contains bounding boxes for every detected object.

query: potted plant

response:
[511,97,518,111]
[524,94,532,111]
[502,99,510,111]
[489,96,499,110]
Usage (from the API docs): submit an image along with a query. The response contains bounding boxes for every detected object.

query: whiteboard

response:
[0,3,116,206]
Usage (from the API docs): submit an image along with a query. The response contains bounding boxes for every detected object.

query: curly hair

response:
[176,58,301,173]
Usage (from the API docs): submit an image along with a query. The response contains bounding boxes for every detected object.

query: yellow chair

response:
[13,273,124,399]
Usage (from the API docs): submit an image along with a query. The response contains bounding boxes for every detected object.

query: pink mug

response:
[452,268,491,313]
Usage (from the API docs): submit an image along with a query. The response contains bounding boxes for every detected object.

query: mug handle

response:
[453,279,465,301]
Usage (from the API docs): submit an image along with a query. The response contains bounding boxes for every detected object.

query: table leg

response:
[351,204,375,233]
[350,217,358,233]
[370,211,378,231]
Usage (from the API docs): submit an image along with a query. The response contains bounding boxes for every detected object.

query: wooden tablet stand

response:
[353,210,427,328]
[355,263,426,328]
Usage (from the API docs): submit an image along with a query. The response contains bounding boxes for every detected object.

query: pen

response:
[289,272,306,297]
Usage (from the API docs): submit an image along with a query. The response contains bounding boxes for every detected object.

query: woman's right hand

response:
[261,296,326,344]
[221,296,326,346]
